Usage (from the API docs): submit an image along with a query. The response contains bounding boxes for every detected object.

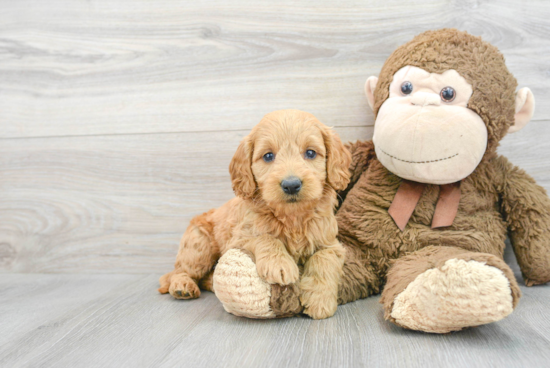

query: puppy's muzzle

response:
[281,176,302,195]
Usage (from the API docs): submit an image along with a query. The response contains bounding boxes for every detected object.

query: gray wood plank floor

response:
[1,248,550,368]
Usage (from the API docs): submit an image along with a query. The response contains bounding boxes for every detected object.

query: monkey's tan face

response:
[372,66,488,185]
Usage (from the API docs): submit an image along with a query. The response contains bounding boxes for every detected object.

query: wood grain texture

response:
[1,260,549,368]
[1,0,549,274]
[0,127,372,273]
[1,118,549,273]
[0,0,549,139]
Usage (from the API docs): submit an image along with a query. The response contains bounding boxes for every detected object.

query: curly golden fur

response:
[159,109,351,319]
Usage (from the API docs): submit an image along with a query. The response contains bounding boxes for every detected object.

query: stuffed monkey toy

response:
[213,29,550,333]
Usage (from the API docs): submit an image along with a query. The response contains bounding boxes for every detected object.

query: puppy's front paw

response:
[256,255,299,285]
[300,277,338,319]
[303,300,337,320]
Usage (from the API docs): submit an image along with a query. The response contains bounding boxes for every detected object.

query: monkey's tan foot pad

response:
[390,258,514,333]
[213,248,302,319]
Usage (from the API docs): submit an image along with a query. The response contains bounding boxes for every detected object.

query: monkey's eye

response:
[440,87,456,102]
[401,81,413,95]
[305,149,317,159]
[263,152,275,162]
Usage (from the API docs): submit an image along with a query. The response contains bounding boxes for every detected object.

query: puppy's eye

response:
[305,149,317,159]
[440,86,456,102]
[263,152,275,162]
[401,81,413,95]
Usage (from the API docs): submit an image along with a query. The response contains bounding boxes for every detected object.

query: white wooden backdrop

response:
[1,0,549,274]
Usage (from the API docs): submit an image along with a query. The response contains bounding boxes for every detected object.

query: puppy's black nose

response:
[281,177,302,195]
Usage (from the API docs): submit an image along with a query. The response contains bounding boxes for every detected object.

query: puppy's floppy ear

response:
[229,135,256,199]
[322,127,351,191]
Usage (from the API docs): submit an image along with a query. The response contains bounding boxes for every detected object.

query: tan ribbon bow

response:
[388,180,461,231]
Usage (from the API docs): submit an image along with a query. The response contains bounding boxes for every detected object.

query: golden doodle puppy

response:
[159,109,351,319]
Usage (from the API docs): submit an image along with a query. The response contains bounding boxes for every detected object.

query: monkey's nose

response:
[411,92,441,106]
[281,176,302,195]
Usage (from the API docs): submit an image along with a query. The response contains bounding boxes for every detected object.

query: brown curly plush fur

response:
[336,29,550,315]
[212,30,549,330]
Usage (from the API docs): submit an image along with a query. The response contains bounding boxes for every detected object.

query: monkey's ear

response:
[229,135,256,199]
[509,87,535,133]
[364,76,378,111]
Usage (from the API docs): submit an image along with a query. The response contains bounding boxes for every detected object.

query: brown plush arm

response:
[497,156,550,286]
[338,140,376,205]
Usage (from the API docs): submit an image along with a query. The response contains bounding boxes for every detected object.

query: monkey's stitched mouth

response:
[381,149,459,164]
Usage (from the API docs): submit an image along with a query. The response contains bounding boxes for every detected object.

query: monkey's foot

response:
[381,246,521,333]
[390,258,514,333]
